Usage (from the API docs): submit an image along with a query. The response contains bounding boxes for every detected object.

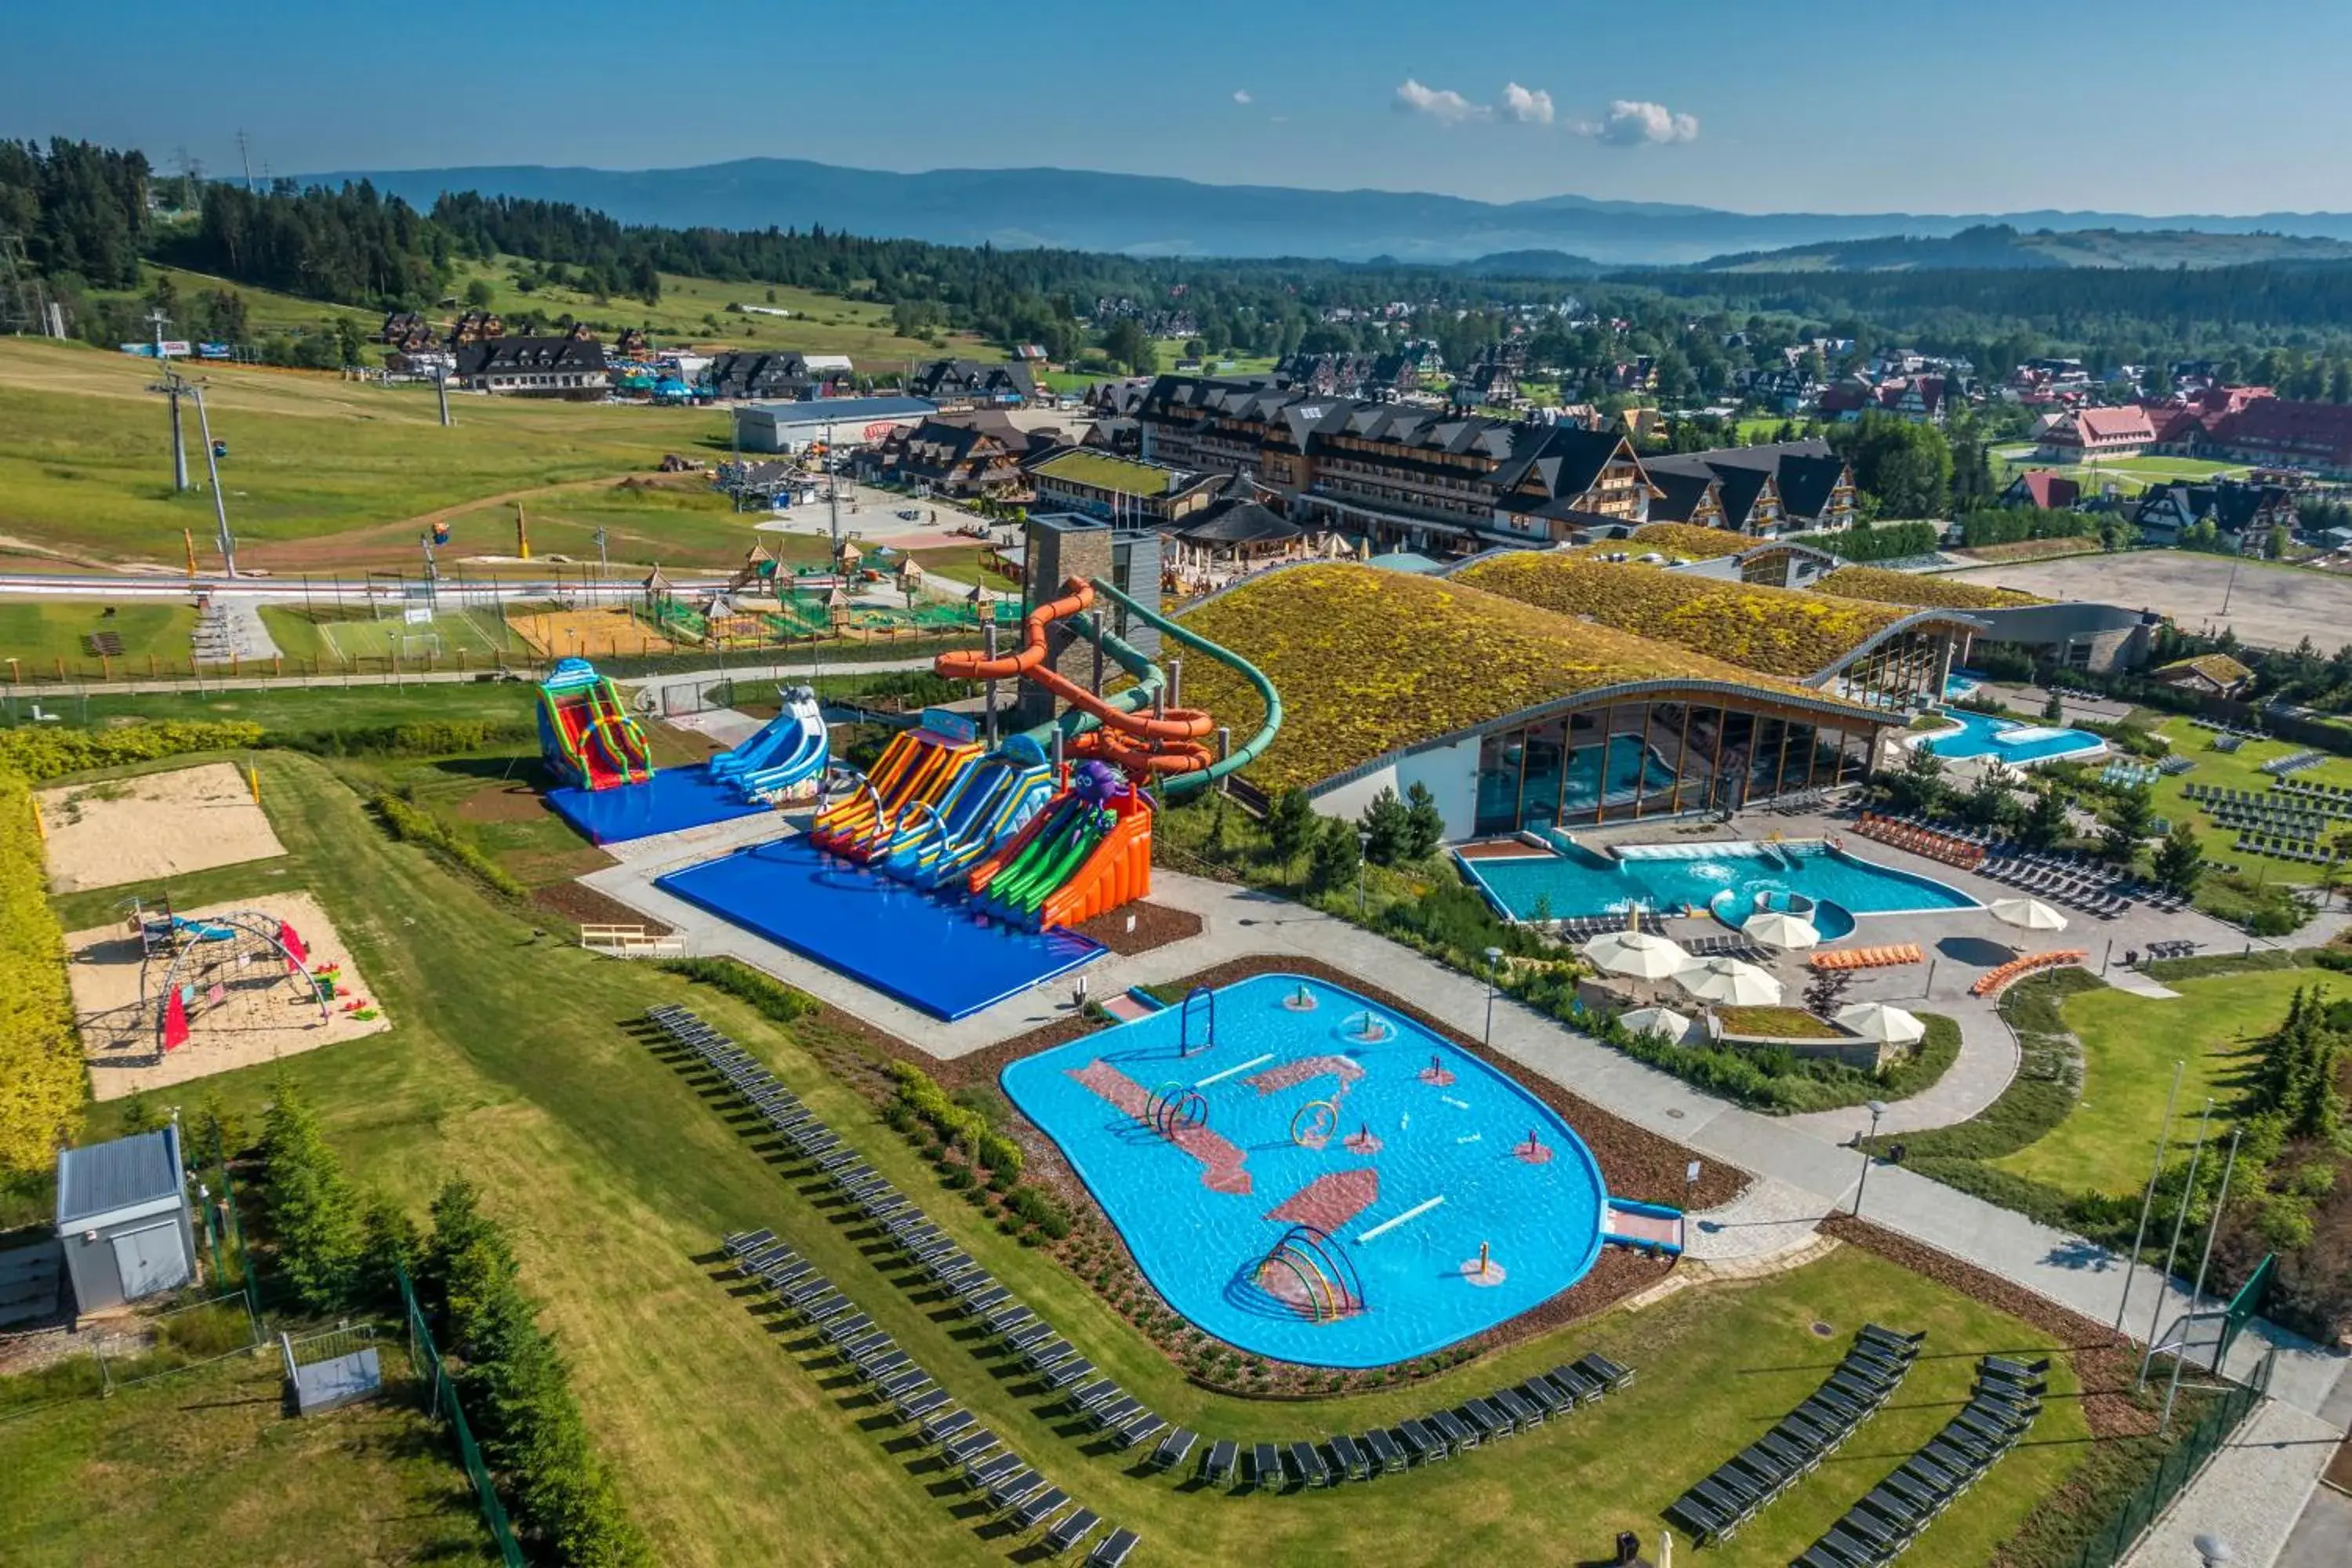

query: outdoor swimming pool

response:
[1917,707,2105,764]
[1000,974,1607,1367]
[1461,840,1979,925]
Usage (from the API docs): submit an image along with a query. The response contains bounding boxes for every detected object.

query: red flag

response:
[278,920,309,970]
[163,989,190,1052]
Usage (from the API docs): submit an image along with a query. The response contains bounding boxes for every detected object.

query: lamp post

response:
[1851,1099,1889,1217]
[1483,946,1504,1047]
[1356,829,1371,916]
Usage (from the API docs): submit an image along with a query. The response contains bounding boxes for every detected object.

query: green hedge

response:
[0,720,263,782]
[370,792,527,898]
[0,770,82,1173]
[655,957,818,1026]
[1785,521,1943,562]
[285,720,537,758]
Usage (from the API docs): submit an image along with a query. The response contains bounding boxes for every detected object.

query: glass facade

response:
[1469,695,1881,837]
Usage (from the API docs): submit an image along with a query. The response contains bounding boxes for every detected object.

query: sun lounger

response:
[1113,1411,1166,1450]
[1200,1439,1237,1484]
[987,1468,1046,1510]
[1250,1442,1283,1490]
[1153,1427,1197,1471]
[1044,1508,1100,1555]
[920,1408,975,1445]
[966,1450,1021,1487]
[943,1428,1000,1466]
[1011,1486,1069,1530]
[1361,1428,1403,1475]
[1327,1432,1370,1479]
[1087,1528,1142,1568]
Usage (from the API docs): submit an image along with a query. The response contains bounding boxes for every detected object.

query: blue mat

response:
[657,837,1104,1021]
[546,765,769,844]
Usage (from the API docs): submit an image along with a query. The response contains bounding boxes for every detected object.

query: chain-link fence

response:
[397,1263,526,1568]
[2059,1346,2276,1568]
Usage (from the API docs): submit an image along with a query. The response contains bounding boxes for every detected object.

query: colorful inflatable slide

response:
[539,658,655,792]
[808,719,981,860]
[708,685,830,802]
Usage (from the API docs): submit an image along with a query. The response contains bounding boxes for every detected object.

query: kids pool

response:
[1461,840,1979,925]
[1000,974,1607,1367]
[1917,708,2105,764]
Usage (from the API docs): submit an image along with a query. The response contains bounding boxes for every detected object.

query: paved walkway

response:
[2118,1400,2344,1568]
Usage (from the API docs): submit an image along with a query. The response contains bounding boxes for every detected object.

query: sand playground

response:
[67,891,390,1100]
[38,762,287,893]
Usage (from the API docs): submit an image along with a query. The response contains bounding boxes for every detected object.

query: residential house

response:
[452,336,608,399]
[1999,470,2084,511]
[1082,417,1142,456]
[2034,405,2155,463]
[378,310,435,350]
[907,358,1037,408]
[1450,343,1524,407]
[1643,440,1858,539]
[1272,351,1374,397]
[1083,377,1154,416]
[1747,367,1821,415]
[874,412,1040,499]
[2150,653,2254,699]
[2194,397,2352,476]
[448,309,503,343]
[1872,375,1950,425]
[704,350,854,401]
[2130,478,2297,546]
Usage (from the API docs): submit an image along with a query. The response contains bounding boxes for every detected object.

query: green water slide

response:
[1083,577,1282,799]
[984,800,1094,915]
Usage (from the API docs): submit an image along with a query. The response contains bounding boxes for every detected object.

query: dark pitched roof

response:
[1644,467,1721,524]
[1175,498,1301,546]
[455,336,605,376]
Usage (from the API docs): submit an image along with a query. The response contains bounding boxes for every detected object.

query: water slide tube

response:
[934,579,1215,777]
[1083,576,1282,800]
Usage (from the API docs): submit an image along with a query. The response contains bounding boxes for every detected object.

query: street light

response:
[1851,1099,1889,1217]
[1356,829,1371,916]
[1483,946,1505,1047]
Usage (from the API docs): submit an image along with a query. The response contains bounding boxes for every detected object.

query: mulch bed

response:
[454,783,555,825]
[795,952,1755,1395]
[532,880,672,935]
[1065,899,1203,956]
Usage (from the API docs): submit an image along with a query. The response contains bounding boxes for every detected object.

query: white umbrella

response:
[1836,1001,1927,1047]
[1676,956,1784,1007]
[1744,910,1821,949]
[1582,928,1692,982]
[1619,1004,1695,1044]
[1988,897,2069,932]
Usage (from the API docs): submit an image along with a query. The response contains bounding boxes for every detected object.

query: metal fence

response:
[2059,1346,2276,1568]
[397,1264,527,1568]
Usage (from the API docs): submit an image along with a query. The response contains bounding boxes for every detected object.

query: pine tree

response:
[2104,786,2154,866]
[1306,816,1363,894]
[259,1073,365,1312]
[1268,787,1316,863]
[1401,782,1446,861]
[2152,821,2206,898]
[2042,689,2066,724]
[2021,786,2071,851]
[1359,786,1410,866]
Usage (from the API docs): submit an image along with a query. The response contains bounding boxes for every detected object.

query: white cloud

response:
[1572,99,1700,146]
[1393,78,1490,125]
[1499,82,1555,125]
[1232,89,1251,105]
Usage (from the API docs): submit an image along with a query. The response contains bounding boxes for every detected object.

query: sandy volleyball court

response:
[37,761,286,893]
[66,891,390,1100]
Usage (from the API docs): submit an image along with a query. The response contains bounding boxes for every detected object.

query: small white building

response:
[56,1126,195,1315]
[731,396,937,454]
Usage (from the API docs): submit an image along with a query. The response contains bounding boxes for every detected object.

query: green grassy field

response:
[26,742,2098,1566]
[0,1352,497,1566]
[1991,969,2310,1194]
[258,603,519,664]
[0,337,725,569]
[2147,714,2352,884]
[0,601,198,668]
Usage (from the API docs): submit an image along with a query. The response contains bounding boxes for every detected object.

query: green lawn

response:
[0,601,197,669]
[0,1352,497,1566]
[1991,970,2311,1194]
[19,743,2099,1566]
[0,337,725,569]
[2148,714,2352,884]
[258,604,519,664]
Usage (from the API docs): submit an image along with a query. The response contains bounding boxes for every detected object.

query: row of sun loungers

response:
[1544,913,1665,940]
[1668,1326,1921,1546]
[1682,935,1773,962]
[1971,950,2087,997]
[1852,814,1986,869]
[1809,945,1923,971]
[2261,750,2326,778]
[1979,851,2183,914]
[2271,777,2352,806]
[2137,938,2200,962]
[649,1005,1139,1566]
[1790,1356,2044,1568]
[1196,1352,1637,1494]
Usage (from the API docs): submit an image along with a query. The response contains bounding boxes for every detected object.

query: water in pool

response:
[1464,840,1978,924]
[1919,707,2103,764]
[1000,975,1606,1367]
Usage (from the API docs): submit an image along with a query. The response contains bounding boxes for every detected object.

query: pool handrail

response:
[1179,984,1215,1056]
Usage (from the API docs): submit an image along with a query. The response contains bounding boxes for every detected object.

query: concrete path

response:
[1,651,947,701]
[2273,1479,2351,1568]
[2119,1400,2344,1568]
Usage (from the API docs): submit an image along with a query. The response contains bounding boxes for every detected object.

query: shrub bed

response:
[0,768,82,1174]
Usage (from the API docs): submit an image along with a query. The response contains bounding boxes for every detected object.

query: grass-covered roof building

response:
[1174,563,1907,840]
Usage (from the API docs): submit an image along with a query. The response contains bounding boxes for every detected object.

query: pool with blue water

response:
[1461,840,1979,925]
[1918,707,2104,764]
[1000,974,1606,1367]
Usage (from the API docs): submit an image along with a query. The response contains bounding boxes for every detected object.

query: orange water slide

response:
[933,579,1215,775]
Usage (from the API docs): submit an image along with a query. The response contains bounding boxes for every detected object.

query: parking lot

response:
[1944,551,2352,650]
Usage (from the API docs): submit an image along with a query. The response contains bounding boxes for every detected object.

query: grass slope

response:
[0,1353,496,1566]
[0,338,727,569]
[33,744,2091,1566]
[1994,969,2311,1195]
[0,602,198,668]
[2148,714,2352,885]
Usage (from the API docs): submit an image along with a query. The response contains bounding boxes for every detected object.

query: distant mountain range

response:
[298,156,2352,269]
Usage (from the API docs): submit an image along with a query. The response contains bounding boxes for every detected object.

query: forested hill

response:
[1691,223,2352,272]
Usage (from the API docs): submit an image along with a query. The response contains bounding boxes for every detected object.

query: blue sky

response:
[9,1,2349,215]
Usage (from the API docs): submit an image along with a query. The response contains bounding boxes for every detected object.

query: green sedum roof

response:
[1174,563,1886,792]
[1818,565,2047,611]
[1033,448,1190,498]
